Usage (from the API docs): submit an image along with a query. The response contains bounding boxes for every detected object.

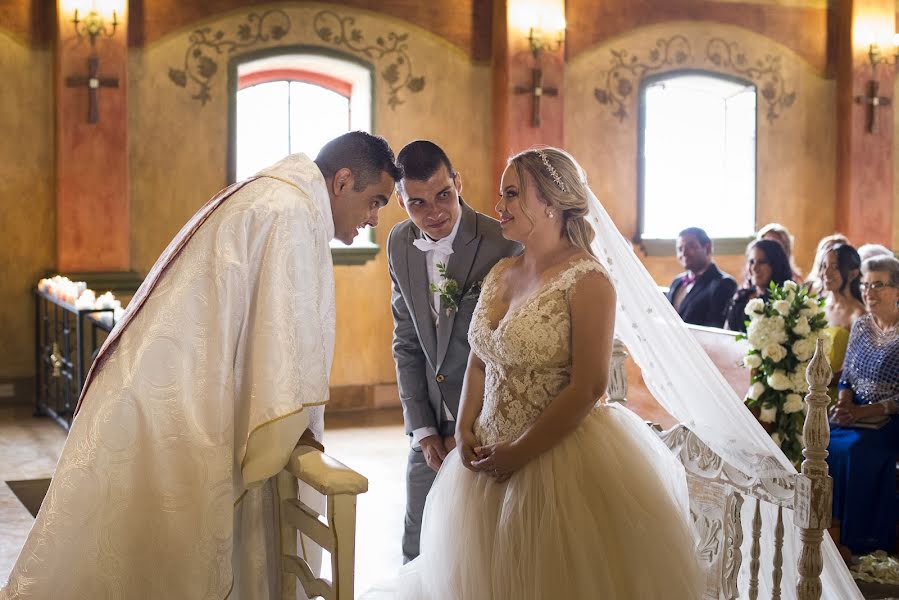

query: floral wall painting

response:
[168,10,291,105]
[313,10,426,110]
[166,9,426,111]
[593,33,797,123]
[705,38,796,122]
[594,35,693,121]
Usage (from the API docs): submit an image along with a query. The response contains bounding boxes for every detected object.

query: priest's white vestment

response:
[1,154,335,599]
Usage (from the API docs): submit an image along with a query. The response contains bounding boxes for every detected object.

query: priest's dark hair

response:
[396,140,456,182]
[315,131,403,191]
[678,227,712,251]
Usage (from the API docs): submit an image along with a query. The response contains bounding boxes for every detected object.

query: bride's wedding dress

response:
[369,257,704,599]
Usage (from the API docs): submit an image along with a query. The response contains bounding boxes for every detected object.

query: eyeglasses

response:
[860,281,896,291]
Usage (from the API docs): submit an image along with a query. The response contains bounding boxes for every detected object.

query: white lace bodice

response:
[468,257,611,444]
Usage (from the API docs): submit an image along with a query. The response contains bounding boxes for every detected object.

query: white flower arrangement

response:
[738,281,828,466]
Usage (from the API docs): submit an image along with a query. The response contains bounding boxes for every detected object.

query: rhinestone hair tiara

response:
[536,149,567,193]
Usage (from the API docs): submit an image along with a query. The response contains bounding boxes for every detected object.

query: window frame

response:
[227,46,379,265]
[636,69,758,257]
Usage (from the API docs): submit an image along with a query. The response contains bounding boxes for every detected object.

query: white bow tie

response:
[413,236,454,255]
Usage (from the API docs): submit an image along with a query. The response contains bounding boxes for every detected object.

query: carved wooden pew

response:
[610,337,834,600]
[275,445,369,600]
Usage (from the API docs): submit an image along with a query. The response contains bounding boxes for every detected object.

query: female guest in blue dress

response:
[829,255,899,555]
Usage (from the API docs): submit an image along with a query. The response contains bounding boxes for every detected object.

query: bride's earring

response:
[546,209,555,219]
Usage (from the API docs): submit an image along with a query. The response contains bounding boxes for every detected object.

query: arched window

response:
[638,72,757,253]
[230,51,375,263]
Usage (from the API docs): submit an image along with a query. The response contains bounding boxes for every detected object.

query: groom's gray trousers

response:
[403,447,439,563]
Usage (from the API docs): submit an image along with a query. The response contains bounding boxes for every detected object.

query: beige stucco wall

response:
[128,3,491,387]
[566,21,836,285]
[0,29,54,378]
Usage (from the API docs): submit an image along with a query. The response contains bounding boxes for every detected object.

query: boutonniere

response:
[430,262,482,317]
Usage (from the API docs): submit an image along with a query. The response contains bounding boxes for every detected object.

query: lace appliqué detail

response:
[468,259,611,444]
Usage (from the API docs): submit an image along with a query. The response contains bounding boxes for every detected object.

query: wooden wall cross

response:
[854,79,891,133]
[65,56,119,124]
[514,68,558,127]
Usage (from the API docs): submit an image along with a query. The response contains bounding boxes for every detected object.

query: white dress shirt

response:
[411,216,461,448]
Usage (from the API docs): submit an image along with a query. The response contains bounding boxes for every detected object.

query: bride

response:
[368,147,705,598]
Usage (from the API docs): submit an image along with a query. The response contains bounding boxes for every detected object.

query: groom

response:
[387,140,519,562]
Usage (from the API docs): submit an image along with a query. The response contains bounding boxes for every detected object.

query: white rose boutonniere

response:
[430,262,482,316]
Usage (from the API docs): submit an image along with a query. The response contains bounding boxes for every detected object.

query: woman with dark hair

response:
[725,239,793,332]
[757,222,803,282]
[816,243,865,375]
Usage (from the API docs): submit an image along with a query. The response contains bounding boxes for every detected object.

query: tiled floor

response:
[0,404,409,597]
[4,404,898,599]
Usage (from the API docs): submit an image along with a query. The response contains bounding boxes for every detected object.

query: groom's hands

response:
[420,435,449,471]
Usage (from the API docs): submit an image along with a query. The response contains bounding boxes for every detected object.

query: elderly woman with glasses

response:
[828,255,899,555]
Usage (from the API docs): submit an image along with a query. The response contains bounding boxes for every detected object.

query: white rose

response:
[792,317,811,336]
[759,405,778,423]
[746,381,766,400]
[770,432,783,447]
[744,297,765,317]
[761,343,788,363]
[792,338,815,362]
[784,393,805,414]
[783,280,799,292]
[791,364,810,393]
[767,370,793,391]
[773,300,791,316]
[747,316,787,349]
[743,353,762,369]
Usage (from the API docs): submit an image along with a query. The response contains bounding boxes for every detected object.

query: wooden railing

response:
[275,445,369,600]
[609,336,833,600]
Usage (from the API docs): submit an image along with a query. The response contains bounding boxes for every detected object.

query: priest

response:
[1,132,401,599]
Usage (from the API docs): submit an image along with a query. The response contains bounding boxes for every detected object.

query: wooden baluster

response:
[607,338,628,404]
[749,498,762,600]
[772,504,784,600]
[330,494,359,600]
[795,338,833,600]
[721,490,744,600]
[276,470,300,600]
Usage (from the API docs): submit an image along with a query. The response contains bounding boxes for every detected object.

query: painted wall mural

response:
[167,9,291,105]
[592,31,796,123]
[593,35,692,121]
[314,10,425,109]
[165,8,425,110]
[705,38,796,122]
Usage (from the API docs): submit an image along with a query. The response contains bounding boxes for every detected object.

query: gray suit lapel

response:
[436,202,480,368]
[406,228,439,368]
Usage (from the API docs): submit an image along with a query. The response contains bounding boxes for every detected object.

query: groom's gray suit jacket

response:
[388,201,520,437]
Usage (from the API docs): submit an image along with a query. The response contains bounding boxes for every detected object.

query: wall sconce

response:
[72,7,118,46]
[867,35,899,72]
[526,26,564,60]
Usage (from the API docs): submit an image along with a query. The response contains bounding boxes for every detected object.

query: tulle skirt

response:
[364,403,704,599]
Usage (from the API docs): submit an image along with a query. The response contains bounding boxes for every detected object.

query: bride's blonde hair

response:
[507,147,596,257]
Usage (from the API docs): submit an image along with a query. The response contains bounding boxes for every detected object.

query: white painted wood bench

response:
[275,445,369,600]
[609,338,834,600]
